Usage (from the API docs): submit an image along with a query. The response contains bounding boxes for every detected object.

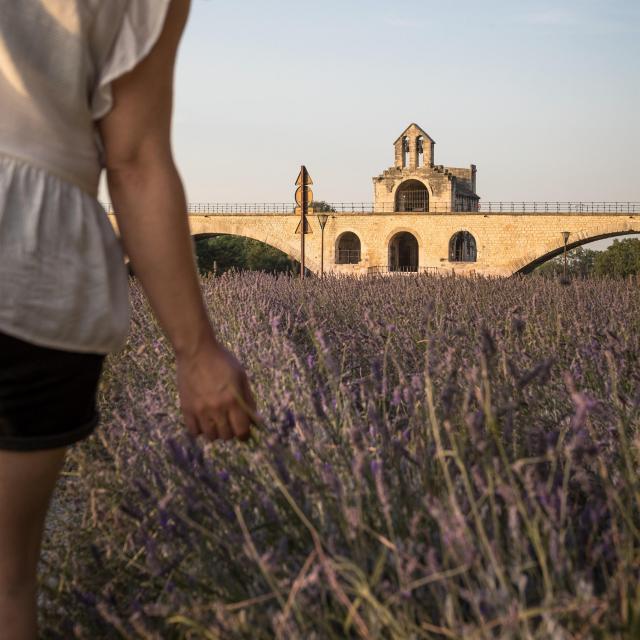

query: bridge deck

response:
[105,203,640,277]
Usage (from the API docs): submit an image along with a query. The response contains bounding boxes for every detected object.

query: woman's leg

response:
[0,447,67,640]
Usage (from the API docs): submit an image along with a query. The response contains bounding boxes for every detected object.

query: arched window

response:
[336,232,361,264]
[449,231,477,262]
[395,180,429,212]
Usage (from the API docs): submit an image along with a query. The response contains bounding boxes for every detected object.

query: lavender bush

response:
[41,273,640,639]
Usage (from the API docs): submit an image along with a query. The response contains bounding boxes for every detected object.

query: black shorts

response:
[0,332,105,451]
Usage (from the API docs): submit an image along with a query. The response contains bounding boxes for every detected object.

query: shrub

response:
[41,273,640,639]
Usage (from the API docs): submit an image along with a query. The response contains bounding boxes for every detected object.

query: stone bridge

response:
[104,124,639,277]
[107,205,640,277]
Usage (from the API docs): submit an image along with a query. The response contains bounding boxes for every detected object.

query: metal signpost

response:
[295,166,313,279]
[317,213,329,277]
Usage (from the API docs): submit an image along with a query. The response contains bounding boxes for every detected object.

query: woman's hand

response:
[176,338,257,442]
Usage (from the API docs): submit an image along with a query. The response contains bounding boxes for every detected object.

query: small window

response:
[449,231,477,262]
[336,232,361,264]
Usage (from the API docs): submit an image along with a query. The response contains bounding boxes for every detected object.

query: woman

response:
[0,1,256,637]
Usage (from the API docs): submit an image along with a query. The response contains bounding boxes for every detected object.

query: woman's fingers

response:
[199,404,235,441]
[184,410,201,437]
[209,409,233,441]
[229,406,251,441]
[241,374,257,413]
[195,410,218,441]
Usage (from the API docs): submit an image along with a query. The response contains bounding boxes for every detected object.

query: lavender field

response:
[42,273,640,639]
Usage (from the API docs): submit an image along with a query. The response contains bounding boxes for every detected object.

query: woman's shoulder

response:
[90,0,173,120]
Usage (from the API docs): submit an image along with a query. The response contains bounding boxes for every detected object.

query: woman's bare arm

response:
[98,0,255,441]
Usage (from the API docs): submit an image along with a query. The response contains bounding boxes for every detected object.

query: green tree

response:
[245,239,297,274]
[311,200,337,213]
[536,246,598,278]
[594,238,640,277]
[194,236,246,275]
[194,235,296,275]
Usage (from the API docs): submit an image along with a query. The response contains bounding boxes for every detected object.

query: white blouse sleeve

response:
[91,0,172,120]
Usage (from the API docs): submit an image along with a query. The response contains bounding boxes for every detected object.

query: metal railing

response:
[336,249,361,264]
[477,202,640,214]
[309,202,462,213]
[101,202,640,215]
[188,202,296,214]
[396,190,429,212]
[368,266,440,275]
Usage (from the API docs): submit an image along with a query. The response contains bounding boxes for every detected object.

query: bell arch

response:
[417,136,425,168]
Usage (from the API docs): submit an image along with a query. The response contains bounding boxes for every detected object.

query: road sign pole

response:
[317,214,329,278]
[294,166,314,279]
[301,165,306,279]
[295,166,313,279]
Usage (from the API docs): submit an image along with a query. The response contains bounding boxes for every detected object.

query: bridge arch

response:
[394,179,431,212]
[191,232,307,274]
[187,215,322,274]
[192,232,297,260]
[515,228,640,274]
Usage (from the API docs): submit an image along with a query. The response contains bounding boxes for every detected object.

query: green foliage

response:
[245,239,296,273]
[194,235,246,274]
[194,235,296,275]
[594,238,640,278]
[537,247,598,278]
[537,238,640,279]
[310,200,337,213]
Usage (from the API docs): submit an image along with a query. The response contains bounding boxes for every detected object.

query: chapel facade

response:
[373,123,479,213]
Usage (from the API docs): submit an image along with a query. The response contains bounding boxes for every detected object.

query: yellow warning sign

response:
[295,167,313,187]
[295,186,313,206]
[295,218,313,234]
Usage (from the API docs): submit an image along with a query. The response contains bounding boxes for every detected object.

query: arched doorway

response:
[449,231,477,262]
[336,232,361,264]
[395,180,429,212]
[389,232,419,272]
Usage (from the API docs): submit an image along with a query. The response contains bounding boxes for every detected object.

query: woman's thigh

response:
[0,332,102,582]
[0,448,67,584]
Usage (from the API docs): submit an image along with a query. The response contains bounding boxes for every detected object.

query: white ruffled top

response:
[0,0,171,354]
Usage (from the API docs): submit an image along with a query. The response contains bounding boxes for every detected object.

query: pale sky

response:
[101,1,639,249]
[168,0,639,207]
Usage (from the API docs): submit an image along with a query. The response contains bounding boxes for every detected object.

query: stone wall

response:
[446,167,475,193]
